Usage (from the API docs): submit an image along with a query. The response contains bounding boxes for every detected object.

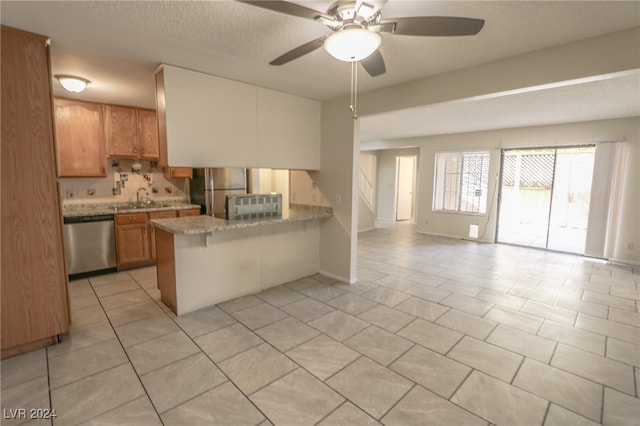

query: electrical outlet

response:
[336,194,341,205]
[628,242,635,250]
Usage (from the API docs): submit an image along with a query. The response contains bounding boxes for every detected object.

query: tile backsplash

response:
[59,159,189,207]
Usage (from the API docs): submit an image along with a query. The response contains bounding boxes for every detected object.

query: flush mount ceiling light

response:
[323,26,381,62]
[55,75,90,93]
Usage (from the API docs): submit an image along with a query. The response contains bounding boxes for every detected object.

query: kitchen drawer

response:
[177,208,200,217]
[116,213,147,225]
[149,211,177,220]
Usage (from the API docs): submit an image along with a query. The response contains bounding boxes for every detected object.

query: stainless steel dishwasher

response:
[63,214,117,279]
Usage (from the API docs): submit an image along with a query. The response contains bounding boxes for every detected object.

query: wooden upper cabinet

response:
[105,104,139,158]
[54,98,106,177]
[138,109,159,159]
[155,68,169,167]
[163,167,192,179]
[105,105,160,159]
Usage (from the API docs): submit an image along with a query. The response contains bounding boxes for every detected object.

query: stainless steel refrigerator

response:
[190,168,247,217]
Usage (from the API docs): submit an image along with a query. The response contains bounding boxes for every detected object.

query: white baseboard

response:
[415,229,493,243]
[318,269,352,284]
[415,231,639,266]
[358,227,375,233]
[610,257,640,268]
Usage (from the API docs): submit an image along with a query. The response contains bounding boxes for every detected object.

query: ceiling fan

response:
[238,0,485,77]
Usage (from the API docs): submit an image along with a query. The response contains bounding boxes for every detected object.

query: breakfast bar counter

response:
[151,206,332,315]
[151,206,332,235]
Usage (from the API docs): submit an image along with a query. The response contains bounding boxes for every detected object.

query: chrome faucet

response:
[137,187,149,204]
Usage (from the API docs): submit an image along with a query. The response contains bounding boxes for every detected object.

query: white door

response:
[396,156,415,221]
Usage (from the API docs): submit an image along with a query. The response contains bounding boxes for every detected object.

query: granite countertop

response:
[150,206,333,235]
[62,202,201,217]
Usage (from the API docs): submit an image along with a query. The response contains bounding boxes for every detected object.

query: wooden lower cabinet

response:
[155,229,177,313]
[177,208,200,217]
[115,213,150,269]
[148,211,177,261]
[116,209,197,269]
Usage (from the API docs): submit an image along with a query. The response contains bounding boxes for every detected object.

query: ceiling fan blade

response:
[360,49,386,77]
[270,35,329,66]
[372,16,485,37]
[237,1,331,21]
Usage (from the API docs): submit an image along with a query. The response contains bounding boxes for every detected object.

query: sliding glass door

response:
[547,148,595,252]
[498,149,555,249]
[497,146,595,254]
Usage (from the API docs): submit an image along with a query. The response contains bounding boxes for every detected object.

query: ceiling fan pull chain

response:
[350,60,358,119]
[350,60,354,115]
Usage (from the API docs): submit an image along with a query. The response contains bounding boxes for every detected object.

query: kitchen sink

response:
[110,201,170,212]
[131,201,167,208]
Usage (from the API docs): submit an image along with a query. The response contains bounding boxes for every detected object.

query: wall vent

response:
[469,224,479,239]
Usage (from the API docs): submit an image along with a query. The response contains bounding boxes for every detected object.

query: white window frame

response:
[433,150,490,215]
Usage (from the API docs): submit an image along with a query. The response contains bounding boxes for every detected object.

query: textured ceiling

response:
[1,0,639,141]
[360,71,640,141]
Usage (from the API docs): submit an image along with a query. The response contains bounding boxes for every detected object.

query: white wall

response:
[321,27,640,282]
[374,148,420,222]
[290,170,331,206]
[357,28,640,117]
[384,117,639,264]
[357,151,376,232]
[316,98,358,283]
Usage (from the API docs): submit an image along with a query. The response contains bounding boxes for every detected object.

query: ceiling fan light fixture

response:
[55,75,90,93]
[323,27,381,62]
[358,3,376,20]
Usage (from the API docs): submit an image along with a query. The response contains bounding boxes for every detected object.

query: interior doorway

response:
[395,156,416,221]
[497,146,595,254]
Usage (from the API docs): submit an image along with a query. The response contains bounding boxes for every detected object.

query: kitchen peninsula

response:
[151,206,332,315]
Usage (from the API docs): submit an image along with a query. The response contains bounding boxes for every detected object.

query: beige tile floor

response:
[2,225,640,425]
